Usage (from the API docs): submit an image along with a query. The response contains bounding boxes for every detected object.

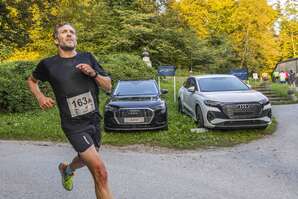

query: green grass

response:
[0,77,277,149]
[270,83,290,97]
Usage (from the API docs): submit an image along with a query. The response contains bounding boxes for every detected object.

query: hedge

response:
[0,53,156,113]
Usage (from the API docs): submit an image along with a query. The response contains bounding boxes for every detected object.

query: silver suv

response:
[178,75,272,129]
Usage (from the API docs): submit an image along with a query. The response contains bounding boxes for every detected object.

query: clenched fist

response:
[37,95,55,110]
[76,63,96,77]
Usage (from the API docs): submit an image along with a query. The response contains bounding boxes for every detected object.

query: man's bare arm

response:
[27,75,55,110]
[76,64,112,93]
[93,75,112,93]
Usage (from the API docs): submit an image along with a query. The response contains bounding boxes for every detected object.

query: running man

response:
[27,23,114,199]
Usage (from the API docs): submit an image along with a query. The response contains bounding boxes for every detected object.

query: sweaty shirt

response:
[32,52,109,134]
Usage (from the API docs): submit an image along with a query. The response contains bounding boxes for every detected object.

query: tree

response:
[277,0,298,59]
[0,1,31,61]
[3,0,60,61]
[172,0,280,72]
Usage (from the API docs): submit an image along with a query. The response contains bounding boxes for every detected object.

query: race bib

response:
[66,91,95,117]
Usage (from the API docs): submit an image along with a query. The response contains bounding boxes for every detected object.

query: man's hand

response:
[27,75,55,110]
[75,63,111,92]
[37,95,55,110]
[76,63,96,77]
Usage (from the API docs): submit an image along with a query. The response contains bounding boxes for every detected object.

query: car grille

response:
[114,108,154,124]
[222,103,262,119]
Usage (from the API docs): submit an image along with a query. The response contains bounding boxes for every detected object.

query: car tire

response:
[178,98,183,113]
[196,104,204,128]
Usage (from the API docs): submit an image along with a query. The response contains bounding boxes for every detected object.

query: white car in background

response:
[178,75,272,129]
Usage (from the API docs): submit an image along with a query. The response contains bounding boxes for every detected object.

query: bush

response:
[101,53,156,82]
[0,61,52,113]
[0,54,155,113]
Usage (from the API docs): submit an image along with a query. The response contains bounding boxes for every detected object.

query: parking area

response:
[0,104,298,199]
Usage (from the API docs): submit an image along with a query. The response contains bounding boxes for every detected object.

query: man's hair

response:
[53,22,74,39]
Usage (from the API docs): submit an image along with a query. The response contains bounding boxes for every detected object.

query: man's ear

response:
[54,38,59,45]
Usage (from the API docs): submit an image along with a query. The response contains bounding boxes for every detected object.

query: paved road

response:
[1,104,298,199]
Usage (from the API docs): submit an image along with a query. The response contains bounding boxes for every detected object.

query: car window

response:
[114,80,158,96]
[184,78,191,88]
[189,78,197,90]
[198,76,250,92]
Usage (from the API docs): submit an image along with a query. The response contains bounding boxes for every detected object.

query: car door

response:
[186,78,199,117]
[183,77,196,113]
[180,78,190,111]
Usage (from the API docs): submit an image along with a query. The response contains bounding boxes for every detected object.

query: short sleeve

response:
[88,53,109,77]
[32,60,49,82]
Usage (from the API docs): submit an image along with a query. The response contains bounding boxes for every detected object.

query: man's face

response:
[55,25,77,51]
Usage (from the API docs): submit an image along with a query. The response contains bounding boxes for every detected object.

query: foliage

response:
[1,1,60,61]
[271,82,291,97]
[276,0,298,59]
[0,61,52,113]
[1,0,235,73]
[101,53,156,81]
[172,0,281,73]
[0,0,296,75]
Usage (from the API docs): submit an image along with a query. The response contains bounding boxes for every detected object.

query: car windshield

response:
[198,76,249,92]
[114,80,158,96]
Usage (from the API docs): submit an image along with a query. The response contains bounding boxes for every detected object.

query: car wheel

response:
[196,105,204,128]
[178,98,183,113]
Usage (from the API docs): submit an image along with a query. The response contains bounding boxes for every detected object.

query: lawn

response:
[0,77,276,149]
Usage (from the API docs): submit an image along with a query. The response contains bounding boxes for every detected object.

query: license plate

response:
[124,117,145,123]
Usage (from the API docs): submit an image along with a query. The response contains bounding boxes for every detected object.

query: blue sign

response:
[158,66,176,76]
[229,68,248,80]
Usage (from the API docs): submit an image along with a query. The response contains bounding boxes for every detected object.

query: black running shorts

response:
[65,125,101,153]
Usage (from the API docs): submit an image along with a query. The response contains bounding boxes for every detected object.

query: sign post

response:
[157,66,176,102]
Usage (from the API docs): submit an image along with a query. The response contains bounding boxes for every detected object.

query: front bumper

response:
[203,104,272,129]
[104,108,167,131]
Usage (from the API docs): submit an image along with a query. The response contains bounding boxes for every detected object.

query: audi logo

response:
[127,110,141,115]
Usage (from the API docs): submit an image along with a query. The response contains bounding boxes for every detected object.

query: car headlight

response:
[152,101,166,112]
[203,100,222,107]
[259,98,270,106]
[105,104,118,111]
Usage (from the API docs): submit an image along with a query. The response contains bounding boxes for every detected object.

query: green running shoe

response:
[58,162,74,191]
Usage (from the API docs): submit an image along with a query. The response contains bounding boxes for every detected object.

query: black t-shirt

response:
[32,52,109,134]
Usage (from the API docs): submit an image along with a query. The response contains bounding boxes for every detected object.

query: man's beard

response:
[60,45,75,51]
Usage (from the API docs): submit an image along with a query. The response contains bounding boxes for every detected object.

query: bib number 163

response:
[67,91,95,117]
[71,97,89,108]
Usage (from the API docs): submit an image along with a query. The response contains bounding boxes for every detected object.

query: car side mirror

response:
[160,89,168,94]
[187,86,195,92]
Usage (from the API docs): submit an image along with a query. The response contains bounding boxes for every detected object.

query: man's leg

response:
[59,155,85,179]
[59,132,93,191]
[79,145,114,199]
[69,155,85,170]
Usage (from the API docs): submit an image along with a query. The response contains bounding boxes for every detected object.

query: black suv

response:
[104,80,168,131]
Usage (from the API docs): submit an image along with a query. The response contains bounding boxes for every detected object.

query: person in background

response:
[279,71,287,84]
[272,70,279,83]
[288,70,296,88]
[285,71,289,82]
